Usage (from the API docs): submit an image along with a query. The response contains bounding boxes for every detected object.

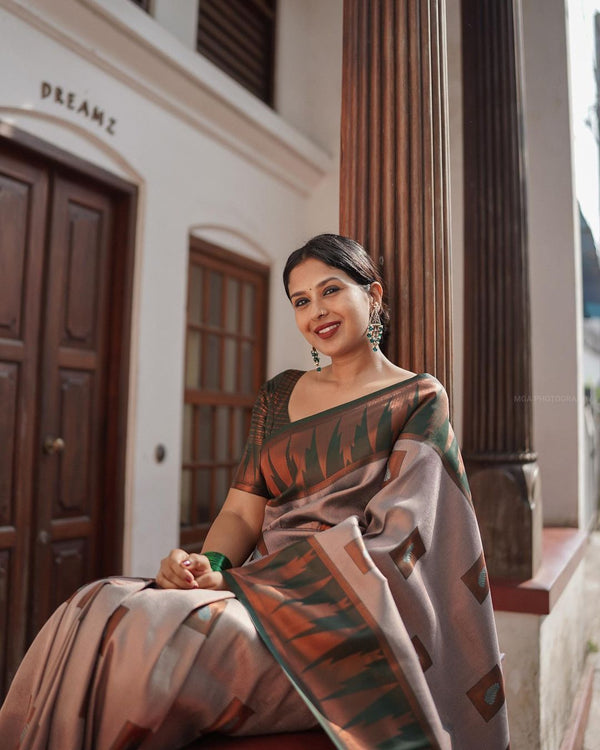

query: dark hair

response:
[283,233,390,328]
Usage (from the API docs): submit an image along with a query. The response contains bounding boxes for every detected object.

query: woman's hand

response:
[156,549,226,590]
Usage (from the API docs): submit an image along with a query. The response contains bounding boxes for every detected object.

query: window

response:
[196,0,277,106]
[181,237,269,550]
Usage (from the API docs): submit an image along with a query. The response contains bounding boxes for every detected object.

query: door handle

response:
[43,436,65,455]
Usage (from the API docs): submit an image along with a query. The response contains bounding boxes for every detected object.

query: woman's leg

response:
[0,579,315,750]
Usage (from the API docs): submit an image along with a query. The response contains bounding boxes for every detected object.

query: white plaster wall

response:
[495,611,541,750]
[539,563,587,750]
[568,0,600,528]
[0,0,340,575]
[152,0,197,50]
[522,0,583,526]
[495,562,586,750]
[271,0,343,377]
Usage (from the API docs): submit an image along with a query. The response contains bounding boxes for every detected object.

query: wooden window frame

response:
[181,237,269,550]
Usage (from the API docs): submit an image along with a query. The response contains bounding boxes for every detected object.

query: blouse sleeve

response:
[230,383,269,497]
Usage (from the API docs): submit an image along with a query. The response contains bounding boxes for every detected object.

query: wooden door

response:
[0,149,48,698]
[29,175,114,638]
[0,136,134,696]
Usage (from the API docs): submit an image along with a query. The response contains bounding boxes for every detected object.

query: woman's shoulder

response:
[254,370,305,413]
[262,369,305,394]
[384,369,443,394]
[387,372,449,413]
[398,373,452,430]
[414,371,443,388]
[410,371,448,399]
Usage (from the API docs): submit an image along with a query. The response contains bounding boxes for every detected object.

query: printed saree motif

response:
[227,371,510,749]
[0,370,510,749]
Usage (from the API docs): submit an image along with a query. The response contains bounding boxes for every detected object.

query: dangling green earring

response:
[367,308,383,351]
[311,346,322,372]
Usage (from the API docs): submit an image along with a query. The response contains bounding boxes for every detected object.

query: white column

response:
[522,0,583,526]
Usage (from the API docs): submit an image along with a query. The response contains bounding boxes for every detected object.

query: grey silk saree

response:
[0,371,509,749]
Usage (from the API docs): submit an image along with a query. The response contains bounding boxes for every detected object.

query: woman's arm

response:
[201,488,267,563]
[156,488,267,590]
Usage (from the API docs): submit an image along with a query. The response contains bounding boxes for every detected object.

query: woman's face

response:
[287,257,382,358]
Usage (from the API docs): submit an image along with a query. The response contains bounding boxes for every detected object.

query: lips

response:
[314,321,341,338]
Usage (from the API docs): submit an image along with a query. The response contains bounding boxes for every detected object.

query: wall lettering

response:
[40,81,117,136]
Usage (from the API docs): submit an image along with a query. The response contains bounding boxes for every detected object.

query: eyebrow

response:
[289,276,343,300]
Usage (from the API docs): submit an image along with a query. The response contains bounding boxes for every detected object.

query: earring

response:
[367,307,383,351]
[311,346,322,372]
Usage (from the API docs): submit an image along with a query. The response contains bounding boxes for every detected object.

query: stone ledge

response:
[490,527,587,615]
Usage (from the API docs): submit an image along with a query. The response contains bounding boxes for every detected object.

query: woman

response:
[0,234,509,749]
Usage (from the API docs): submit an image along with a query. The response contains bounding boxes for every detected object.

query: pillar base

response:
[465,458,543,581]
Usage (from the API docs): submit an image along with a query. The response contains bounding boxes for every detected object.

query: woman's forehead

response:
[287,258,353,291]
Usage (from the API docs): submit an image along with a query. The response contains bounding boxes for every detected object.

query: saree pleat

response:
[0,580,314,749]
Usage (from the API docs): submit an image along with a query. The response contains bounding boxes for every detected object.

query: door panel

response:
[0,363,18,525]
[63,203,103,348]
[30,175,113,638]
[0,174,30,341]
[58,370,93,512]
[0,150,48,696]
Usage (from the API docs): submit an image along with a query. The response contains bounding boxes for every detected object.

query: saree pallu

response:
[0,371,510,749]
[227,371,510,749]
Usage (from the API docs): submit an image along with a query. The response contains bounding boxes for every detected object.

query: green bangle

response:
[203,551,233,572]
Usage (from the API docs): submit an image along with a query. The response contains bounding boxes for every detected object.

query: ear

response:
[368,281,383,308]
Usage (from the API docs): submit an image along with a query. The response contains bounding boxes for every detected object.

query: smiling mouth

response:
[315,322,341,338]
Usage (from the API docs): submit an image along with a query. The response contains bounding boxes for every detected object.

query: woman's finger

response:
[184,553,211,576]
[169,548,189,563]
[157,567,198,589]
[166,550,197,584]
[158,549,196,587]
[194,571,226,590]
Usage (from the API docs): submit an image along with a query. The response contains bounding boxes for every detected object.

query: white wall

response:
[521,0,582,526]
[0,0,341,575]
[539,563,587,750]
[495,611,541,749]
[152,0,197,49]
[495,562,587,750]
[269,0,343,377]
[568,0,600,527]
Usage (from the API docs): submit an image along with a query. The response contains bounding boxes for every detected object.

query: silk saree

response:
[0,370,509,749]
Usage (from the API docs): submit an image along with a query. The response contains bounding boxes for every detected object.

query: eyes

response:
[293,285,340,308]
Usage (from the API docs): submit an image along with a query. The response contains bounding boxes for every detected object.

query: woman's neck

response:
[323,347,390,387]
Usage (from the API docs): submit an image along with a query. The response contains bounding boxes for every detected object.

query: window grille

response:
[197,0,276,106]
[181,237,269,549]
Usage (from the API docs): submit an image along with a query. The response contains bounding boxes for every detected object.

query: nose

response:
[312,305,327,319]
